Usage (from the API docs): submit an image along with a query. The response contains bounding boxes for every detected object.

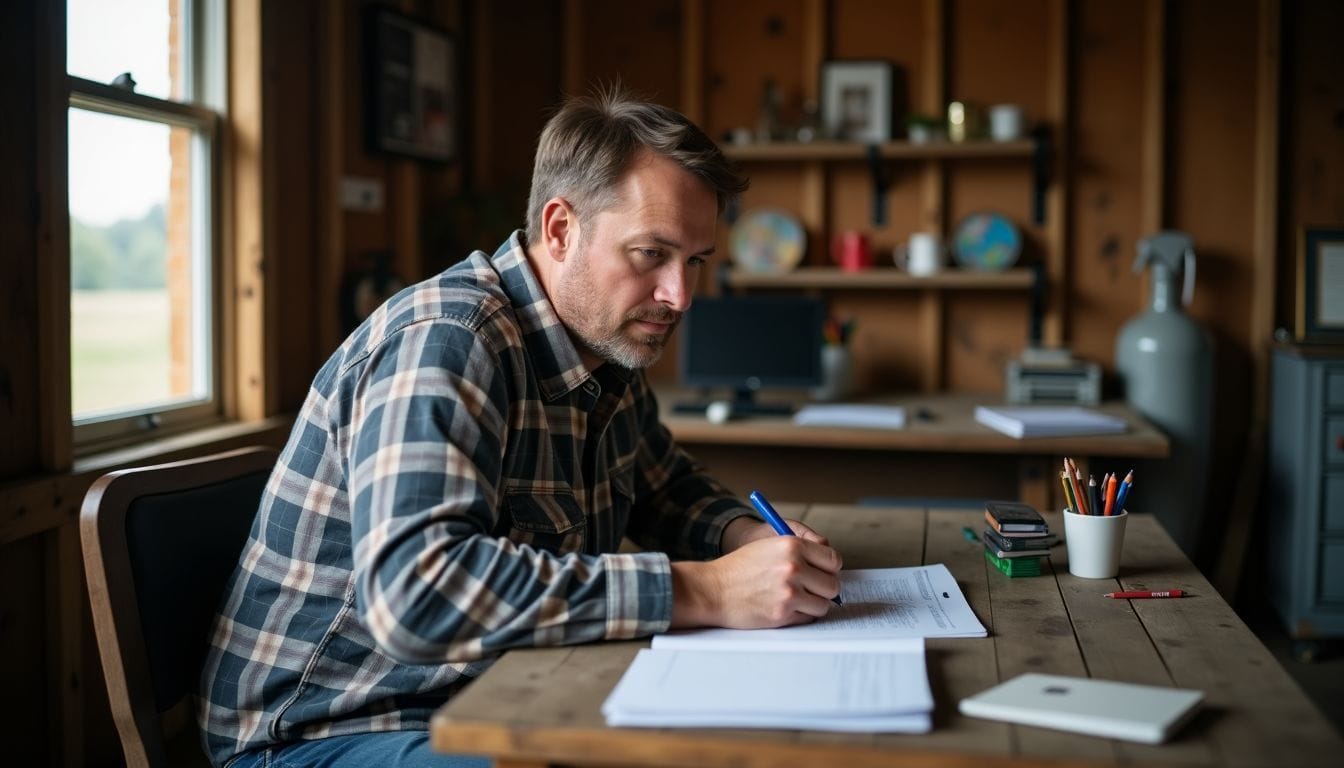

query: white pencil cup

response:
[811,345,853,402]
[1063,509,1128,579]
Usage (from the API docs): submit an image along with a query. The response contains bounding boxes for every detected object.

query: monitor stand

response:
[670,388,795,417]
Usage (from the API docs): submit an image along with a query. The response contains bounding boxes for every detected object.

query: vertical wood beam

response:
[392,162,420,282]
[318,4,345,353]
[919,293,945,391]
[1042,0,1071,348]
[921,0,947,389]
[1215,0,1281,601]
[36,0,71,470]
[229,0,278,420]
[471,0,495,187]
[1140,0,1167,235]
[563,0,585,97]
[800,0,829,274]
[679,0,704,123]
[802,0,826,100]
[45,525,83,768]
[920,0,946,235]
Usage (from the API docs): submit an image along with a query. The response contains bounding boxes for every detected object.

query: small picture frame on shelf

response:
[1296,226,1344,343]
[820,60,897,143]
[365,6,456,162]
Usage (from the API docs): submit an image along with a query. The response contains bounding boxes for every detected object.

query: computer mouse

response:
[705,400,733,424]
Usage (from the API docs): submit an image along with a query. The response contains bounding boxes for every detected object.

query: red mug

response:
[832,231,873,272]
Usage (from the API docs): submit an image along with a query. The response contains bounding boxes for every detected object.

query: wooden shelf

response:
[722,139,1036,162]
[724,266,1037,290]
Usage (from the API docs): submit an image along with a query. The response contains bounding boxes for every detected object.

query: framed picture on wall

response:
[1297,226,1344,343]
[820,60,896,143]
[365,7,456,162]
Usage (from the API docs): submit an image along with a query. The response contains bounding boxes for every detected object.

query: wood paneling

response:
[4,1,1343,764]
[574,0,682,104]
[0,0,44,479]
[0,535,50,766]
[269,0,322,410]
[704,0,809,140]
[1281,0,1344,331]
[1070,0,1150,367]
[1168,0,1261,565]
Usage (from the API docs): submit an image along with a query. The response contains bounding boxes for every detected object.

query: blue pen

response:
[748,490,843,606]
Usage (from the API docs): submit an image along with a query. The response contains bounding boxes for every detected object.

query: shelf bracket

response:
[865,144,889,227]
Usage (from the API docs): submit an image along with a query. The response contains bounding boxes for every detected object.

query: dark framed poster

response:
[1297,226,1344,343]
[366,7,455,162]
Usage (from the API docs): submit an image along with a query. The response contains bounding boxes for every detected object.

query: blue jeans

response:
[228,731,490,768]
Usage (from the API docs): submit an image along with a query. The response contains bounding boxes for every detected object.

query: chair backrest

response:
[81,446,277,768]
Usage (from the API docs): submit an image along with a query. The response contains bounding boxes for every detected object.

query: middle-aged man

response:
[201,87,844,768]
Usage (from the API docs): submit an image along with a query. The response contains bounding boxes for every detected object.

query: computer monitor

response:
[677,294,825,415]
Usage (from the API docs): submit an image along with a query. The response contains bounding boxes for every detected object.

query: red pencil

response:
[1104,590,1185,599]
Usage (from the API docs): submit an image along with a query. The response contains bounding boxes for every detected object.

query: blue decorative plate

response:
[730,209,806,274]
[953,212,1021,271]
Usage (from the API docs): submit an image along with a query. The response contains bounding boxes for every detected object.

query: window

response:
[67,0,225,445]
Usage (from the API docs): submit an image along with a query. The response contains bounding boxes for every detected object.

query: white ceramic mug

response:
[895,233,943,277]
[989,104,1025,142]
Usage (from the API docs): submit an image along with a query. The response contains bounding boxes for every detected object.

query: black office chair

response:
[80,446,277,768]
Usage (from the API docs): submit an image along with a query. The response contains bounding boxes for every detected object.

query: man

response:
[200,88,844,768]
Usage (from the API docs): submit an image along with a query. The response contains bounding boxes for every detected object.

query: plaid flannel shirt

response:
[198,232,754,766]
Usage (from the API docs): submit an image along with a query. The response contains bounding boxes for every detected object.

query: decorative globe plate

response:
[953,212,1021,271]
[730,209,806,274]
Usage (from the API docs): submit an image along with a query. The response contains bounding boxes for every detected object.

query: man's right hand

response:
[668,536,843,629]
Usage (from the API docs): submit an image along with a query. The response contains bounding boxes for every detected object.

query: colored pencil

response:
[1060,470,1077,513]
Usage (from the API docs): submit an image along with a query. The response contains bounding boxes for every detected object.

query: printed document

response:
[654,564,986,650]
[602,639,933,733]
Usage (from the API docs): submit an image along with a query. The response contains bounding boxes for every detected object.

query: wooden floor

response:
[1249,602,1344,737]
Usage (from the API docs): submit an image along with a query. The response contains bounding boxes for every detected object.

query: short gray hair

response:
[525,86,748,245]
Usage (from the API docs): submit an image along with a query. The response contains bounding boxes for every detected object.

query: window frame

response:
[65,0,226,450]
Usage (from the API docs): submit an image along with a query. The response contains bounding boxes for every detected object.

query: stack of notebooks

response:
[982,501,1055,577]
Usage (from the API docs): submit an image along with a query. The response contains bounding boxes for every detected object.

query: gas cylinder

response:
[1114,231,1214,559]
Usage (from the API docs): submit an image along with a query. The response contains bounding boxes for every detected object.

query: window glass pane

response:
[67,0,180,101]
[69,108,208,420]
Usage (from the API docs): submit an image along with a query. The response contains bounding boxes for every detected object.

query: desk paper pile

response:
[602,565,985,733]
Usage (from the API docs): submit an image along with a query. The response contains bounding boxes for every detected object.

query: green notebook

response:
[985,548,1043,577]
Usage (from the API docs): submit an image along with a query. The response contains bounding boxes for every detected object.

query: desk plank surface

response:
[431,506,1341,767]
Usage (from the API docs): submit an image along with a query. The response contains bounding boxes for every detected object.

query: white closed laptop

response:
[958,673,1203,744]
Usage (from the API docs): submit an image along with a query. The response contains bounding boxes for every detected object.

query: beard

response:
[581,308,681,369]
[554,248,681,370]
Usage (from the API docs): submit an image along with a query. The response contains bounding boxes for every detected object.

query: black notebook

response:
[984,501,1047,533]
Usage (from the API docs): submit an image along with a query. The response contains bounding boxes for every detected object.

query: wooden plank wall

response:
[558,0,1331,567]
[0,1,1340,765]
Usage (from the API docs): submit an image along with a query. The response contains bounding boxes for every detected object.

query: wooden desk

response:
[431,505,1342,767]
[660,393,1169,512]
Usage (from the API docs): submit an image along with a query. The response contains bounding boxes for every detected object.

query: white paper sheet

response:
[653,564,986,651]
[974,405,1126,439]
[602,643,933,733]
[793,404,906,429]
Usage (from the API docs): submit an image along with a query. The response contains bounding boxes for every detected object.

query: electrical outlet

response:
[341,176,384,212]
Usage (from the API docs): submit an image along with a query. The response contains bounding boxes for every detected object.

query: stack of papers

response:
[974,405,1127,439]
[602,641,933,732]
[793,404,906,429]
[602,565,985,733]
